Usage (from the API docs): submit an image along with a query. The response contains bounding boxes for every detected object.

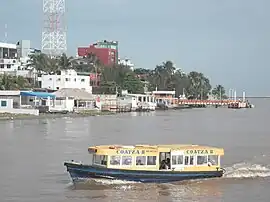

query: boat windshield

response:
[93,154,107,166]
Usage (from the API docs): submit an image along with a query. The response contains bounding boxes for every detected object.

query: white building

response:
[118,58,134,70]
[0,42,18,72]
[0,40,37,77]
[0,42,17,59]
[39,69,92,93]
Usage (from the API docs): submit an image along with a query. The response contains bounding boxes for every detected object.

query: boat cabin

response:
[87,144,224,172]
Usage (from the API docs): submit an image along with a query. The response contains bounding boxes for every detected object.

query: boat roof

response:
[88,144,224,155]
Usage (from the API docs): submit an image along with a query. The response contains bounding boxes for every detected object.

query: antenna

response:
[4,24,8,42]
[42,0,67,56]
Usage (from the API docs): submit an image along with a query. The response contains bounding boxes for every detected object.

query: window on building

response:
[172,155,183,165]
[136,156,146,165]
[65,78,69,81]
[197,156,208,165]
[74,78,76,82]
[122,156,132,166]
[0,64,4,69]
[57,78,61,81]
[1,100,7,107]
[49,78,52,80]
[7,64,11,69]
[110,155,121,165]
[147,156,157,165]
[81,78,85,82]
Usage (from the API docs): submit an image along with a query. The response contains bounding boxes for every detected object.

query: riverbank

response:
[0,110,116,121]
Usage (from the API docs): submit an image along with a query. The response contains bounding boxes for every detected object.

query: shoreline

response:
[0,110,117,121]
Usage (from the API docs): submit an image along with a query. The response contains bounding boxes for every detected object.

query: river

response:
[1,99,270,202]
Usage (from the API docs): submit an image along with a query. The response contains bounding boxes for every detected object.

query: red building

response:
[77,45,117,66]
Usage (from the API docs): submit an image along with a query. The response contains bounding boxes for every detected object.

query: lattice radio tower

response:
[42,0,67,56]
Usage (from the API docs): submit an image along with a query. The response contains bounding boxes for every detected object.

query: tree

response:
[0,74,32,90]
[211,85,227,99]
[25,51,223,98]
[97,64,144,94]
[146,61,176,91]
[122,72,144,94]
[133,68,152,75]
[27,53,50,76]
[57,53,74,70]
[186,71,211,99]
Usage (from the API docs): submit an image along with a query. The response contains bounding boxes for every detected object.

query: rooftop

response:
[88,144,224,151]
[20,91,56,99]
[0,42,17,49]
[53,88,94,100]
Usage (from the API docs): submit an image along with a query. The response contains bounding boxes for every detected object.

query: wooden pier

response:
[178,99,231,107]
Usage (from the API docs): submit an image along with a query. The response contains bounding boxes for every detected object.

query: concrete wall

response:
[0,98,13,109]
[50,98,74,112]
[0,108,39,115]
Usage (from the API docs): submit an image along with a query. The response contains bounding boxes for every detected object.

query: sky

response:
[0,0,270,96]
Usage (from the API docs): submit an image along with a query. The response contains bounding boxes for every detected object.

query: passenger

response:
[136,159,144,165]
[166,158,171,169]
[159,160,167,169]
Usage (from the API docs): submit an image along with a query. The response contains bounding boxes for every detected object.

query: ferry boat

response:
[64,144,225,183]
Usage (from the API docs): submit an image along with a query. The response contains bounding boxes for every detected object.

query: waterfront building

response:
[0,40,39,78]
[151,90,178,108]
[77,40,118,65]
[39,69,92,93]
[0,42,18,72]
[118,58,134,70]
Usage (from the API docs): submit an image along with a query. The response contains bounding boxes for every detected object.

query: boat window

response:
[147,156,157,165]
[122,156,132,166]
[93,155,107,165]
[110,155,121,165]
[208,155,218,166]
[184,156,189,165]
[136,156,146,165]
[197,155,208,165]
[172,155,183,165]
[190,156,194,165]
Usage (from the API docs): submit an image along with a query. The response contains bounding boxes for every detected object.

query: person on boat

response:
[159,160,168,170]
[136,159,144,165]
[166,158,171,169]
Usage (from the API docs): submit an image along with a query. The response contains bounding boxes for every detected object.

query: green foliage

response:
[186,71,212,99]
[25,52,226,98]
[99,64,144,94]
[211,85,227,99]
[0,74,32,90]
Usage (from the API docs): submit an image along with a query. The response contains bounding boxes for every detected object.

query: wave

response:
[223,162,270,178]
[91,178,140,185]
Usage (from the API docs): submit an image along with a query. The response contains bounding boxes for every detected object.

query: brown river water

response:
[0,99,270,202]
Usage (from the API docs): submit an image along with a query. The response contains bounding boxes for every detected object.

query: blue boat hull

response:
[64,162,224,183]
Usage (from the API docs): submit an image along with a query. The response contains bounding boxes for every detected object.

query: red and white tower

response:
[42,0,67,56]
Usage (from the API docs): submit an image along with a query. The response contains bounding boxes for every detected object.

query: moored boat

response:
[64,144,225,183]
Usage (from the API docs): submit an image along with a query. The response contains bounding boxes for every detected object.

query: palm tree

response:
[27,53,52,75]
[212,85,226,99]
[57,53,74,70]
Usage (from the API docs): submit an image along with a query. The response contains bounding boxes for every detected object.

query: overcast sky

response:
[0,0,269,95]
